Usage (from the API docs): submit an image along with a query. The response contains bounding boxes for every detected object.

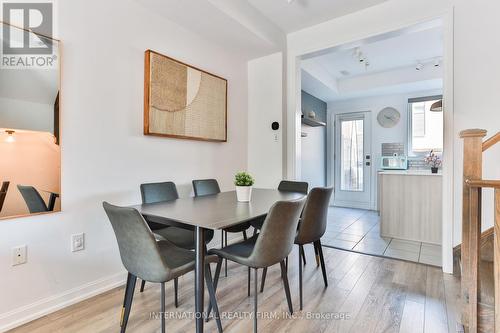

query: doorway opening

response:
[296,18,449,268]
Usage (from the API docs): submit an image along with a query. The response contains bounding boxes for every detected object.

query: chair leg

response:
[300,244,306,265]
[224,231,228,277]
[139,280,146,293]
[174,278,179,308]
[247,267,251,297]
[120,273,136,333]
[260,267,267,293]
[316,240,328,287]
[298,246,304,310]
[285,256,288,272]
[279,260,293,314]
[253,268,258,333]
[243,230,248,240]
[160,282,165,333]
[205,263,223,333]
[313,243,320,267]
[206,258,222,321]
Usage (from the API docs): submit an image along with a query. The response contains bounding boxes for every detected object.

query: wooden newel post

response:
[460,129,487,329]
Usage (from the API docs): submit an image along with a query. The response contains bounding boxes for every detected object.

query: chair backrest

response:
[278,180,309,194]
[103,202,169,282]
[192,179,220,197]
[296,187,333,244]
[0,181,10,212]
[249,197,306,268]
[140,181,179,204]
[17,185,48,213]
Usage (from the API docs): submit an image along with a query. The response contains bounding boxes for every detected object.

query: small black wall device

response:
[271,122,279,130]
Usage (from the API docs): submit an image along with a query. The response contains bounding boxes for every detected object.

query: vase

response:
[431,167,438,174]
[236,186,252,202]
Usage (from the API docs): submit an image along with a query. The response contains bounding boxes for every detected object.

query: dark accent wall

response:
[301,91,327,122]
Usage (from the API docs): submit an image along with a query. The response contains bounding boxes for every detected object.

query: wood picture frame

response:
[144,50,228,142]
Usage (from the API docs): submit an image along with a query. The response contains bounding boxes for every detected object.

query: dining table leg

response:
[195,226,206,333]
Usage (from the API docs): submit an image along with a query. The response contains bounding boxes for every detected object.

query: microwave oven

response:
[380,155,408,170]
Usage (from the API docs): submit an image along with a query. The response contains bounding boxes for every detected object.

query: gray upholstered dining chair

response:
[294,187,333,309]
[250,180,308,233]
[139,181,214,306]
[103,202,223,333]
[250,180,309,272]
[17,185,49,213]
[258,187,333,310]
[192,179,252,277]
[0,181,10,212]
[206,197,306,333]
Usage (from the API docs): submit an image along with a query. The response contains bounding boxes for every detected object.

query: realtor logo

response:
[3,2,53,54]
[1,1,56,68]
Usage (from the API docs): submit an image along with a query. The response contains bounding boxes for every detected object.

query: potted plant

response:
[424,150,442,174]
[234,171,254,202]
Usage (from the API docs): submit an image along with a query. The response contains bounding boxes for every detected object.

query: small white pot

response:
[236,186,252,202]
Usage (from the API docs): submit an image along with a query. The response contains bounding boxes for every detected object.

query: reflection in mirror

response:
[0,21,60,219]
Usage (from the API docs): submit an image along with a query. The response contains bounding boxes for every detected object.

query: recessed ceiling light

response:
[416,62,424,71]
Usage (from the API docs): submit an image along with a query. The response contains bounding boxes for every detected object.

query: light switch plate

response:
[12,245,27,266]
[71,233,85,252]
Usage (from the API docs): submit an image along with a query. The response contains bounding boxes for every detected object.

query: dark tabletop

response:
[130,188,304,230]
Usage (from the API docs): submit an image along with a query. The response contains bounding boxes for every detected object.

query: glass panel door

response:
[333,111,372,209]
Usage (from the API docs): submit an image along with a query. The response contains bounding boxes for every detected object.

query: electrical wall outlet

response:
[12,245,27,266]
[71,233,85,252]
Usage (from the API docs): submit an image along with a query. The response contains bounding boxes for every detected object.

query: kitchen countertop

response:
[378,169,442,176]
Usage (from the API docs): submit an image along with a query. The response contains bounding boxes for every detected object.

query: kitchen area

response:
[319,95,444,266]
[299,22,445,266]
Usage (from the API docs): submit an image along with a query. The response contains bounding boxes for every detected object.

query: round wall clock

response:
[377,107,400,128]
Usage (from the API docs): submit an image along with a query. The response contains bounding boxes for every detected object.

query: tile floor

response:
[322,207,442,267]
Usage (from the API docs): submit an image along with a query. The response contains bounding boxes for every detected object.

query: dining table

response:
[130,188,305,333]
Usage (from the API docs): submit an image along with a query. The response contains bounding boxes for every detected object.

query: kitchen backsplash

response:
[381,142,438,170]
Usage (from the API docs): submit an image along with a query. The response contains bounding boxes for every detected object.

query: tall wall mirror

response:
[0,21,61,219]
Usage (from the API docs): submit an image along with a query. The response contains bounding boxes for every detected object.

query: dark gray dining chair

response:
[294,187,333,309]
[250,180,308,234]
[0,181,10,212]
[250,180,309,272]
[17,185,49,213]
[139,181,214,306]
[192,178,252,277]
[103,202,223,333]
[206,197,306,333]
[259,187,333,309]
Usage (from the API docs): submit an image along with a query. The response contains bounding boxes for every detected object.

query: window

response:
[340,118,364,191]
[408,95,443,155]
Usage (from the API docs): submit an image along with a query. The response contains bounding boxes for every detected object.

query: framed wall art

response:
[144,50,227,142]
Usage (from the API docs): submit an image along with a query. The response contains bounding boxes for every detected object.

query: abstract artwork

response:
[144,50,227,142]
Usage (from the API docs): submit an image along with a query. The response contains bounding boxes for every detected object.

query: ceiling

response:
[132,0,394,59]
[133,0,284,59]
[301,24,444,102]
[247,0,390,33]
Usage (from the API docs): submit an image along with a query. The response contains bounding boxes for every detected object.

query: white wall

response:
[248,53,283,188]
[286,0,500,273]
[327,89,442,210]
[0,97,54,133]
[0,0,249,330]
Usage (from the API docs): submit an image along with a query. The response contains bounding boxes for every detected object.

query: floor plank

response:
[7,247,461,333]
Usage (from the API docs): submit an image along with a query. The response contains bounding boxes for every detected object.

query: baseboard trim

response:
[0,271,126,333]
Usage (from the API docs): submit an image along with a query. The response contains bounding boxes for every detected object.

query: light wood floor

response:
[8,246,463,333]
